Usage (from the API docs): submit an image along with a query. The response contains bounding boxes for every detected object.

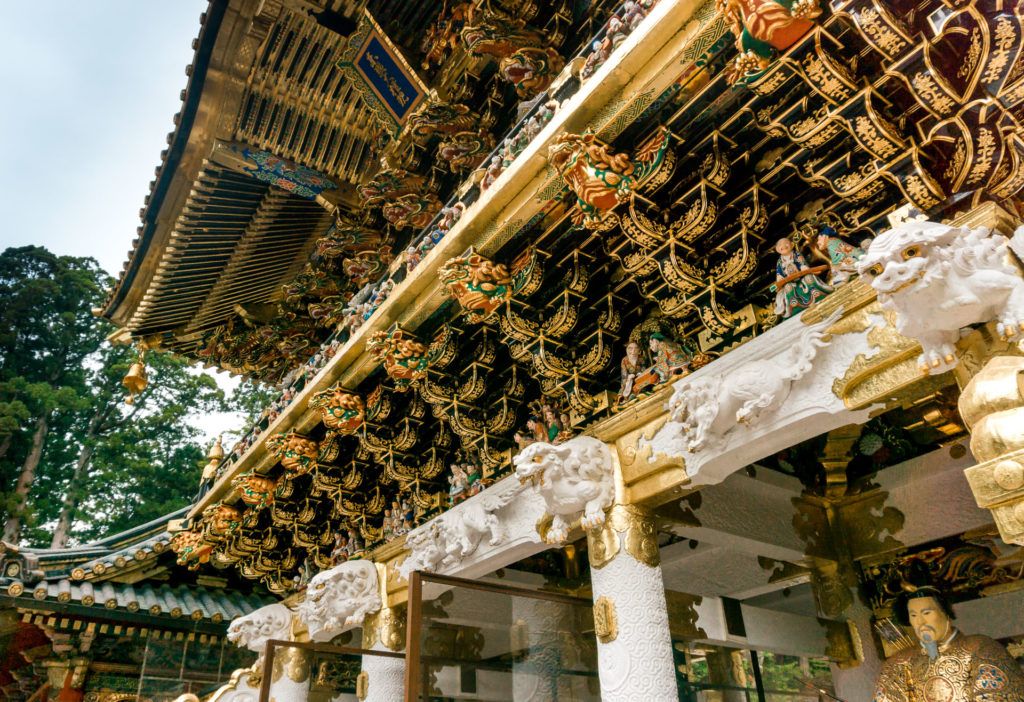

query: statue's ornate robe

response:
[874,632,1024,701]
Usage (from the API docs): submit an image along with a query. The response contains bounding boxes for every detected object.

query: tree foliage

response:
[0,246,251,547]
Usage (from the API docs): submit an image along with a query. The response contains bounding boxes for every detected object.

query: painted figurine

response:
[481,155,503,190]
[449,463,469,505]
[773,237,832,318]
[811,225,867,285]
[648,333,691,383]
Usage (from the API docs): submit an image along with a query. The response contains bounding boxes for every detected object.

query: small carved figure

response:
[649,333,691,382]
[331,532,349,565]
[773,237,832,318]
[809,225,866,285]
[449,463,470,506]
[481,154,504,190]
[514,415,547,449]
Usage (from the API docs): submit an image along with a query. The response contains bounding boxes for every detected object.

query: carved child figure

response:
[773,237,832,318]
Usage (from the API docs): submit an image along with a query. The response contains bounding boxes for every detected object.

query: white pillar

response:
[360,608,407,702]
[268,644,311,700]
[588,504,678,701]
[360,642,406,702]
[511,596,573,701]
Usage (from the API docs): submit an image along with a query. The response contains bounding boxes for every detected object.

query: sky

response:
[0,2,207,274]
[0,2,244,441]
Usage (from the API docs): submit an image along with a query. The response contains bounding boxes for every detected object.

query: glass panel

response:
[130,635,251,700]
[410,573,600,701]
[675,645,836,702]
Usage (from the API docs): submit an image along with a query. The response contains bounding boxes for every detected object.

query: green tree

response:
[0,246,106,544]
[1,245,252,547]
[43,344,228,547]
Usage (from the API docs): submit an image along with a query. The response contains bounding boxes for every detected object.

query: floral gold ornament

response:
[587,504,660,569]
[266,432,320,475]
[960,355,1024,544]
[310,386,366,435]
[593,595,618,643]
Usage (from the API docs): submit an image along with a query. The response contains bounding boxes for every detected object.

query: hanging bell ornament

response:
[122,352,148,405]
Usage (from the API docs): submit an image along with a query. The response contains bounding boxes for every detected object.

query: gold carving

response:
[959,354,1024,544]
[356,670,369,700]
[593,595,618,644]
[587,504,659,569]
[822,619,863,669]
[665,591,708,639]
[363,605,406,651]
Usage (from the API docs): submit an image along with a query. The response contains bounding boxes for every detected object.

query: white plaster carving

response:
[209,668,260,702]
[590,550,677,700]
[513,435,614,544]
[297,560,381,642]
[642,308,873,487]
[666,310,839,453]
[400,480,525,578]
[226,602,293,654]
[857,220,1024,373]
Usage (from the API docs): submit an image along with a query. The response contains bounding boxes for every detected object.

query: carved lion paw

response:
[580,508,607,531]
[545,516,570,544]
[996,316,1024,340]
[918,344,958,374]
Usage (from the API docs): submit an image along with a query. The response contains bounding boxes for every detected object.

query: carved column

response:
[957,349,1024,545]
[359,606,406,702]
[267,646,312,701]
[587,504,678,701]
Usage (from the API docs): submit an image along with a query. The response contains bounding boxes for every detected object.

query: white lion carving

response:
[857,220,1024,374]
[399,481,524,578]
[666,311,840,453]
[226,603,293,654]
[297,560,380,642]
[513,435,614,544]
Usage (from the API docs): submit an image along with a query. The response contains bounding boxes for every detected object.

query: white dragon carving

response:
[666,310,840,453]
[226,602,293,654]
[399,480,524,578]
[857,220,1024,374]
[513,435,614,544]
[296,560,380,641]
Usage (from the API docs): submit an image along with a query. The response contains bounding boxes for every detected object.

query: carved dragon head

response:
[297,560,380,641]
[856,221,962,302]
[227,603,293,653]
[513,441,571,486]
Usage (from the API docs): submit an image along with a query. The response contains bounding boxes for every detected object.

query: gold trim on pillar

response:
[959,354,1024,544]
[593,596,618,644]
[587,504,659,569]
[356,670,369,700]
[362,605,406,651]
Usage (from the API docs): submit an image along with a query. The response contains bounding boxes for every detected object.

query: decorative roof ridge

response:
[5,577,275,629]
[100,0,223,318]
